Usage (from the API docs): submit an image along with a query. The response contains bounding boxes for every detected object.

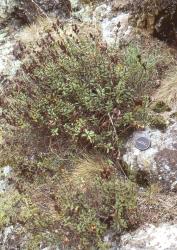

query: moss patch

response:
[152,101,171,113]
[149,115,167,130]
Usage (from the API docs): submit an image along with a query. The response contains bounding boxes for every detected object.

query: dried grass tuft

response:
[68,155,114,187]
[17,17,55,44]
[154,68,177,105]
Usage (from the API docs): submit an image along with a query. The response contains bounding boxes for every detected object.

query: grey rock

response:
[120,223,177,250]
[16,0,71,23]
[93,3,133,46]
[0,29,21,79]
[0,0,72,26]
[0,224,28,250]
[0,166,13,193]
[74,3,134,46]
[123,121,177,190]
[0,0,17,25]
[70,0,81,10]
[129,0,177,44]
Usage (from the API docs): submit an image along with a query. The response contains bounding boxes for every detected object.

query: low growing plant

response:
[1,26,157,171]
[56,173,138,249]
[22,157,138,249]
[0,19,171,249]
[0,157,139,249]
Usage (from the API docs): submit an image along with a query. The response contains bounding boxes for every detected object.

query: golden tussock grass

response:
[62,155,114,188]
[17,17,74,45]
[17,17,55,44]
[154,68,177,105]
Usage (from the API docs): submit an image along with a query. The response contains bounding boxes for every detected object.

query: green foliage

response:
[54,161,138,249]
[24,158,138,249]
[0,191,21,229]
[152,101,171,113]
[2,32,157,166]
[150,114,167,130]
[0,159,138,249]
[0,26,158,248]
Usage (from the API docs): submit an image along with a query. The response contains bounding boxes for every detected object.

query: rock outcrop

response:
[120,223,177,250]
[0,0,72,79]
[0,29,21,80]
[0,0,71,26]
[123,120,177,191]
[74,2,133,45]
[129,0,177,44]
[34,0,71,18]
[16,0,72,23]
[0,0,17,26]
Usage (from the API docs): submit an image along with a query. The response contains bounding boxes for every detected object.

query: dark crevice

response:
[153,8,177,46]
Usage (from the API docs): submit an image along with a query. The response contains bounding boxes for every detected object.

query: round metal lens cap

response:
[135,137,151,151]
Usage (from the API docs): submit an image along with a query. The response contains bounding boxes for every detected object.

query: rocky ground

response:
[124,111,177,191]
[0,0,177,249]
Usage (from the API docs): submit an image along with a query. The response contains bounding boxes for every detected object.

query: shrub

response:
[56,172,138,249]
[23,157,138,249]
[1,27,157,167]
[0,158,138,249]
[0,23,158,248]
